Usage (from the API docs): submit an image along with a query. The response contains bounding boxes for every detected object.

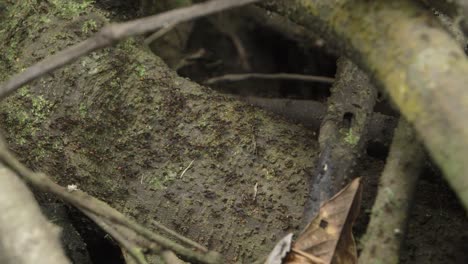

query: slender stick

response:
[0,0,262,100]
[359,119,424,263]
[144,23,177,46]
[152,220,208,253]
[205,73,334,85]
[85,212,148,264]
[0,136,222,264]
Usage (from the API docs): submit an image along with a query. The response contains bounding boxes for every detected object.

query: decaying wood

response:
[1,0,466,263]
[302,58,376,224]
[260,0,468,210]
[0,0,263,99]
[242,5,326,49]
[0,1,316,262]
[359,119,424,264]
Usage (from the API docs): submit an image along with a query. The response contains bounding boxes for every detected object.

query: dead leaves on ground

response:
[266,178,362,264]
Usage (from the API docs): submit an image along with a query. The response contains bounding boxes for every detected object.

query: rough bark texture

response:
[421,0,468,35]
[0,166,71,264]
[0,1,317,262]
[260,0,468,210]
[242,97,397,146]
[360,119,424,264]
[303,58,376,223]
[142,0,195,69]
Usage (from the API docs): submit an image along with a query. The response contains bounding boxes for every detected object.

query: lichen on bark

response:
[0,0,319,262]
[261,0,468,210]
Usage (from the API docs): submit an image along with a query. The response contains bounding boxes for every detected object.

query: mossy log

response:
[420,0,468,35]
[303,58,377,223]
[0,1,317,262]
[261,0,468,210]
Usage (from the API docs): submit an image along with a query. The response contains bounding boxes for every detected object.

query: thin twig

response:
[242,5,327,49]
[209,15,252,70]
[152,220,208,253]
[144,23,177,46]
[85,211,148,264]
[204,73,334,85]
[174,49,207,71]
[230,33,251,70]
[0,136,222,264]
[253,182,258,201]
[179,159,195,178]
[359,119,424,263]
[0,0,262,100]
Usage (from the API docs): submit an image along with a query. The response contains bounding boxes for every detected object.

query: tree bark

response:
[0,1,317,262]
[303,58,377,224]
[260,0,468,210]
[359,119,424,264]
[0,166,70,264]
[420,0,468,35]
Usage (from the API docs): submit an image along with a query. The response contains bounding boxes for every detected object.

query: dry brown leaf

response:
[285,178,362,264]
[265,233,294,264]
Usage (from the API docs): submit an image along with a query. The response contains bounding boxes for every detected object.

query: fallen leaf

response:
[265,233,294,264]
[286,178,362,264]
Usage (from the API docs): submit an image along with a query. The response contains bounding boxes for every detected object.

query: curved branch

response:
[0,0,262,100]
[260,0,468,209]
[0,166,70,264]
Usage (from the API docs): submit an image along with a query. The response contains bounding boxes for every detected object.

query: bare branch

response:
[152,220,208,253]
[261,0,468,210]
[85,212,148,264]
[205,73,334,85]
[359,119,424,263]
[0,0,262,100]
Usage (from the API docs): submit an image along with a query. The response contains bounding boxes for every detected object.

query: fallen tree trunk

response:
[260,0,468,210]
[0,1,317,262]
